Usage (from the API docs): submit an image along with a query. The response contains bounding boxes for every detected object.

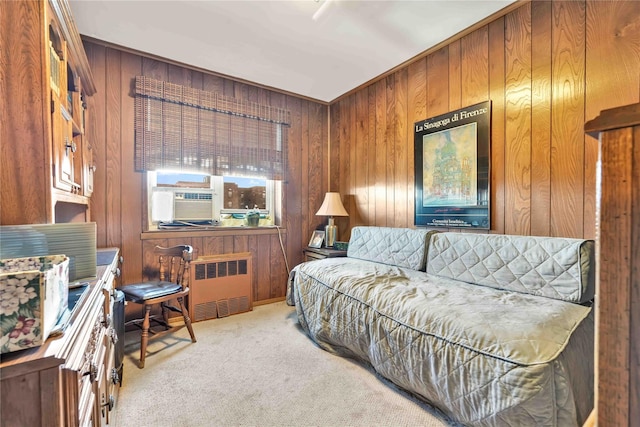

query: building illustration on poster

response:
[422,123,477,207]
[414,101,491,229]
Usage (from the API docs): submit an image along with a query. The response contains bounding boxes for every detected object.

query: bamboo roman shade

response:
[134,76,290,180]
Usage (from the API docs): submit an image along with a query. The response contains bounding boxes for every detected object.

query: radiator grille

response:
[189,252,252,322]
[194,260,249,280]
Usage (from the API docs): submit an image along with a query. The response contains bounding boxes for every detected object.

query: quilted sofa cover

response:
[290,227,594,426]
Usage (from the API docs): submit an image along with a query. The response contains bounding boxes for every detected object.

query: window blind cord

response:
[274,225,290,275]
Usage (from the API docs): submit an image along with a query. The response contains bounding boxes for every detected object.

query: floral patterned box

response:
[0,255,69,354]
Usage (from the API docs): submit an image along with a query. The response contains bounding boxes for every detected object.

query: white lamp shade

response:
[316,192,349,217]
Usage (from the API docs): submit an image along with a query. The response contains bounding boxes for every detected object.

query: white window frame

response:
[146,171,281,230]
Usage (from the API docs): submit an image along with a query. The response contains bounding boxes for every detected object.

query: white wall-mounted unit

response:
[151,187,216,222]
[189,252,252,321]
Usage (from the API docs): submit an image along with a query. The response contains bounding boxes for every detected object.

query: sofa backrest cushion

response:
[347,226,436,271]
[426,232,595,303]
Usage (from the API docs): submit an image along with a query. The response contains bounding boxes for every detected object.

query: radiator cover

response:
[189,252,252,321]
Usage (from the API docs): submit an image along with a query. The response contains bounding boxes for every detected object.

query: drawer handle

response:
[65,139,77,154]
[111,368,120,385]
[103,314,112,328]
[83,363,98,383]
[102,394,115,414]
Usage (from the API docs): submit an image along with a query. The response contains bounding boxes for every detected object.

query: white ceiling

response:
[70,0,517,103]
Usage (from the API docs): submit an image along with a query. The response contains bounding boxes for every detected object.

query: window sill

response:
[141,226,286,240]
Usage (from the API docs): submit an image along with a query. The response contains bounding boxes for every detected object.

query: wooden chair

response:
[118,245,197,368]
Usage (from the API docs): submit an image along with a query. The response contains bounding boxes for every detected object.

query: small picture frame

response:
[308,230,325,248]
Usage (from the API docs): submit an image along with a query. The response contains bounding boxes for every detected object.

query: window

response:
[135,76,289,230]
[147,171,280,229]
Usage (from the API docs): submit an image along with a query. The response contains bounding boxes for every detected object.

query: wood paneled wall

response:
[330,0,640,240]
[83,41,329,301]
[84,0,640,299]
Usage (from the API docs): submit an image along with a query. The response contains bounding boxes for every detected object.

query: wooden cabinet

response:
[0,0,96,225]
[0,249,121,427]
[584,103,640,427]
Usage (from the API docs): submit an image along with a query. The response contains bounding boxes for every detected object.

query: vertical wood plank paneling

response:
[234,81,249,101]
[190,71,204,91]
[394,68,409,228]
[286,95,303,267]
[407,58,427,229]
[256,234,271,300]
[346,92,357,234]
[367,87,377,226]
[306,99,318,235]
[374,79,387,227]
[203,236,224,255]
[488,17,506,234]
[550,0,585,238]
[309,101,325,232]
[338,96,352,230]
[448,40,462,110]
[247,234,259,301]
[233,235,248,253]
[354,88,369,227]
[329,102,341,193]
[191,237,204,260]
[223,78,235,97]
[86,43,107,247]
[426,47,450,117]
[141,57,168,81]
[320,100,329,207]
[119,52,143,284]
[385,76,396,226]
[585,0,640,239]
[461,27,489,106]
[202,73,225,94]
[318,99,329,229]
[167,63,192,87]
[105,48,122,248]
[504,3,532,235]
[223,235,234,253]
[531,0,552,237]
[269,233,286,297]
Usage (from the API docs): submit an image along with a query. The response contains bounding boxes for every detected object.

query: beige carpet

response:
[113,301,457,427]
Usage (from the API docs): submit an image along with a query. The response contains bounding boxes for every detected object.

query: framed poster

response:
[414,101,491,229]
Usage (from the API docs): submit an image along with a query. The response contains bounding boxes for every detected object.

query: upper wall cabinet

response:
[0,0,96,224]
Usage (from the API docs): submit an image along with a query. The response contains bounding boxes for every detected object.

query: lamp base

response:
[325,218,337,248]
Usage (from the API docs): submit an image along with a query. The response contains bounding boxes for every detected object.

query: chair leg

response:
[177,296,197,343]
[139,304,152,368]
[161,301,169,329]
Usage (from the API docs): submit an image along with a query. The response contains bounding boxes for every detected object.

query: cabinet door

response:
[52,93,77,192]
[83,141,94,197]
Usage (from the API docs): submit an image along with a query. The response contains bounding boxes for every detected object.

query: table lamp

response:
[316,192,349,248]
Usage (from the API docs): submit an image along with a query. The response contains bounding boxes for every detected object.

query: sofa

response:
[286,226,594,426]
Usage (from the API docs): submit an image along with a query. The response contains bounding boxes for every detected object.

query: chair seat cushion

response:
[118,281,183,303]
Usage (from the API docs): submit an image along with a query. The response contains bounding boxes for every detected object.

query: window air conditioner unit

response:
[151,188,216,222]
